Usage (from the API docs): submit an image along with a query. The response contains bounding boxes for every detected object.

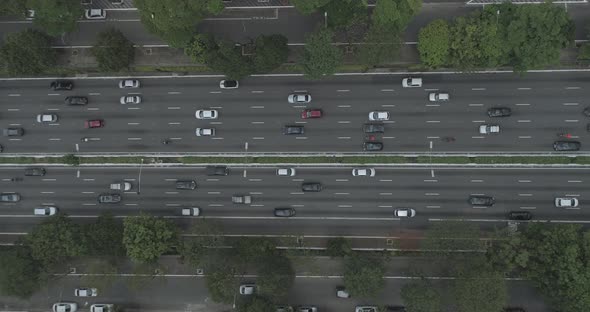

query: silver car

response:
[119,79,140,88]
[352,168,376,177]
[37,114,58,123]
[196,128,216,136]
[555,197,579,208]
[288,94,311,104]
[277,168,296,176]
[120,95,141,104]
[84,9,106,19]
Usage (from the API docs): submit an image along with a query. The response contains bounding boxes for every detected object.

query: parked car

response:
[302,182,322,192]
[277,168,296,176]
[34,206,58,216]
[24,167,46,176]
[65,96,88,105]
[363,142,383,151]
[195,109,218,120]
[274,208,296,217]
[196,128,216,136]
[37,114,58,123]
[119,79,140,88]
[553,141,581,151]
[232,195,252,204]
[85,119,104,128]
[3,128,24,136]
[301,109,323,119]
[97,193,121,204]
[239,284,256,295]
[394,208,416,218]
[468,195,495,206]
[181,207,201,216]
[50,80,73,90]
[479,124,500,134]
[120,95,141,104]
[336,286,350,298]
[219,80,239,89]
[206,165,229,176]
[75,287,97,297]
[276,306,294,312]
[507,211,531,220]
[90,304,114,312]
[555,197,579,208]
[53,303,77,312]
[402,77,422,88]
[487,107,511,117]
[428,92,449,102]
[355,307,378,312]
[288,93,311,104]
[24,9,35,20]
[110,182,131,191]
[363,123,385,133]
[369,111,390,121]
[283,125,305,135]
[352,168,376,177]
[176,180,197,190]
[297,306,317,312]
[0,193,20,202]
[85,8,106,19]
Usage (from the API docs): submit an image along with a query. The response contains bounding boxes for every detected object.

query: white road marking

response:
[207,191,221,195]
[125,203,138,206]
[424,179,437,182]
[338,121,350,124]
[335,192,350,195]
[565,86,581,90]
[89,92,100,95]
[82,203,97,206]
[338,137,351,139]
[382,104,395,107]
[431,170,435,178]
[251,90,264,93]
[292,204,305,207]
[49,138,61,141]
[251,121,264,124]
[472,206,488,209]
[127,122,140,125]
[128,138,142,140]
[517,87,531,90]
[565,194,580,197]
[42,179,56,182]
[251,204,265,207]
[295,137,307,139]
[381,89,394,92]
[164,179,177,181]
[293,90,307,92]
[208,204,224,207]
[206,179,219,182]
[250,192,263,195]
[9,138,21,141]
[518,194,533,197]
[168,107,181,110]
[426,104,440,107]
[518,136,532,139]
[472,120,485,123]
[210,122,222,125]
[471,136,485,139]
[127,107,140,110]
[48,93,60,96]
[337,89,350,92]
[338,205,352,207]
[47,108,60,111]
[165,192,179,194]
[295,121,307,124]
[168,122,181,125]
[471,88,486,91]
[468,104,484,106]
[382,136,395,139]
[40,191,54,194]
[426,120,440,123]
[425,193,439,196]
[517,120,531,123]
[209,91,222,94]
[9,123,21,126]
[520,206,536,210]
[168,91,181,94]
[83,178,94,181]
[335,179,349,182]
[7,109,19,111]
[292,179,304,182]
[337,105,351,108]
[8,94,20,97]
[565,119,579,123]
[87,108,99,111]
[379,179,392,182]
[379,193,392,195]
[426,205,441,209]
[515,103,530,106]
[250,106,265,109]
[165,204,180,207]
[563,102,578,106]
[379,205,393,208]
[568,180,582,183]
[426,136,439,139]
[470,180,483,183]
[212,137,224,140]
[290,192,304,195]
[252,137,265,140]
[249,179,262,182]
[518,180,531,183]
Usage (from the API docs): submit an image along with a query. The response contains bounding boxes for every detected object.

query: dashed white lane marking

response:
[209,91,222,94]
[251,90,264,93]
[168,107,181,110]
[49,138,61,141]
[338,121,350,124]
[290,192,304,195]
[518,136,532,139]
[250,106,265,109]
[292,204,305,207]
[251,204,265,207]
[249,179,262,182]
[292,179,304,182]
[210,122,222,125]
[251,121,264,124]
[472,136,485,139]
[293,90,307,93]
[168,122,181,125]
[252,137,265,140]
[295,121,307,124]
[382,136,395,139]
[515,103,530,106]
[379,193,392,195]
[382,104,395,107]
[517,120,531,123]
[9,123,21,126]
[518,180,531,183]
[424,179,438,182]
[127,107,140,110]
[426,120,440,123]
[8,94,20,97]
[338,205,352,207]
[469,104,484,106]
[565,119,579,123]
[128,122,140,125]
[378,205,393,208]
[295,137,307,139]
[128,138,142,141]
[168,91,181,94]
[472,88,486,91]
[380,179,392,182]
[518,194,533,197]
[470,180,483,183]
[83,203,96,206]
[89,92,100,95]
[7,109,19,111]
[565,194,580,197]
[520,206,536,210]
[206,179,219,182]
[212,137,224,140]
[207,191,221,195]
[565,86,581,90]
[566,207,581,210]
[426,136,439,139]
[164,178,177,181]
[165,203,180,207]
[472,120,485,123]
[49,123,60,126]
[210,106,222,109]
[83,178,94,181]
[338,137,351,140]
[87,107,99,111]
[337,89,350,92]
[9,138,21,141]
[48,93,60,96]
[250,192,263,195]
[208,204,224,207]
[335,192,350,195]
[517,87,531,90]
[424,193,439,196]
[563,102,578,106]
[568,180,582,183]
[426,205,441,209]
[471,206,488,209]
[426,104,440,107]
[338,105,351,108]
[40,191,54,194]
[125,203,138,206]
[42,179,56,181]
[381,89,394,92]
[47,108,60,111]
[335,179,349,182]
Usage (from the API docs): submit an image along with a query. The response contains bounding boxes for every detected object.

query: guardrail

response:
[0,152,589,157]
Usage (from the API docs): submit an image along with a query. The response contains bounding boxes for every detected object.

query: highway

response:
[0,72,589,155]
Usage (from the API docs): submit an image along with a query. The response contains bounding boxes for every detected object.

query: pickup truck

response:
[232,195,252,204]
[110,181,131,191]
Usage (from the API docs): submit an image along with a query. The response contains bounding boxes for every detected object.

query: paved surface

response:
[0,72,589,154]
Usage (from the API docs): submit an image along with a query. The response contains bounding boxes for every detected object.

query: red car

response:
[84,119,104,128]
[301,109,323,119]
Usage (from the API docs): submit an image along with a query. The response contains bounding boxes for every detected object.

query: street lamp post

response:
[138,158,144,194]
[324,11,328,28]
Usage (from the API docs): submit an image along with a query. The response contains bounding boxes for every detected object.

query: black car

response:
[363,123,385,133]
[24,167,46,176]
[487,107,512,117]
[302,182,322,192]
[507,211,532,221]
[206,166,229,176]
[65,96,88,105]
[50,80,73,91]
[583,107,590,117]
[363,142,383,151]
[274,208,296,217]
[283,125,305,135]
[97,193,121,204]
[468,195,495,206]
[3,128,24,137]
[176,180,197,190]
[553,141,581,151]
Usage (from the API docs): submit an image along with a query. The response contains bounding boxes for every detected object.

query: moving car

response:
[555,197,579,208]
[583,107,590,117]
[553,141,581,151]
[24,167,46,176]
[196,128,216,136]
[120,95,141,104]
[302,182,322,192]
[34,206,58,216]
[487,107,511,117]
[239,284,256,295]
[206,165,229,176]
[402,77,422,88]
[110,182,132,191]
[75,287,97,297]
[468,195,495,206]
[301,109,323,119]
[283,125,305,135]
[0,193,20,202]
[363,123,385,133]
[355,307,378,312]
[97,193,121,204]
[428,92,449,102]
[50,80,73,90]
[363,142,383,151]
[181,207,201,216]
[3,128,24,136]
[37,114,58,123]
[119,79,140,88]
[507,211,531,220]
[176,180,197,190]
[195,109,218,120]
[288,93,312,104]
[479,124,500,134]
[53,303,77,312]
[336,286,350,298]
[277,168,296,176]
[369,111,390,121]
[297,306,317,312]
[274,207,296,217]
[232,194,252,204]
[219,80,239,89]
[394,208,416,218]
[65,96,88,105]
[352,168,376,177]
[85,8,106,19]
[90,304,114,312]
[85,119,104,128]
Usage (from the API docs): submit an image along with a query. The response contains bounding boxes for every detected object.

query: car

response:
[239,284,256,295]
[274,208,296,217]
[428,92,449,102]
[283,125,305,135]
[85,119,104,128]
[555,197,579,208]
[110,182,131,191]
[219,80,239,89]
[363,142,383,151]
[50,80,73,90]
[302,182,322,192]
[181,207,201,216]
[65,96,88,105]
[352,168,376,177]
[90,304,114,312]
[97,193,121,204]
[583,107,590,117]
[37,114,58,123]
[195,109,218,120]
[288,93,312,104]
[85,8,106,19]
[0,193,20,202]
[53,303,77,312]
[507,211,532,220]
[120,95,141,104]
[3,128,24,136]
[119,79,140,88]
[24,167,46,176]
[276,306,294,312]
[468,195,495,206]
[355,307,378,312]
[75,287,97,297]
[394,208,416,218]
[232,195,252,204]
[301,109,323,119]
[336,286,350,298]
[297,306,317,312]
[363,123,385,133]
[34,206,58,216]
[369,111,390,121]
[196,128,216,136]
[487,107,511,117]
[206,166,229,176]
[25,9,35,20]
[402,77,422,88]
[277,168,296,176]
[479,124,500,134]
[553,141,581,151]
[176,180,197,190]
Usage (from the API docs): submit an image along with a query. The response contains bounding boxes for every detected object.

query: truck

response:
[232,195,252,204]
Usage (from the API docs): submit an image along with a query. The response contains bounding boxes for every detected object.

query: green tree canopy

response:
[180,220,225,269]
[205,258,240,304]
[28,0,81,36]
[184,33,217,64]
[343,253,385,298]
[400,279,442,312]
[234,237,277,264]
[326,237,352,257]
[322,0,367,29]
[91,28,135,72]
[302,27,342,79]
[452,256,508,312]
[253,34,289,73]
[292,0,332,15]
[0,247,40,298]
[26,214,85,267]
[0,0,27,16]
[257,254,295,299]
[418,19,450,68]
[237,296,275,312]
[357,24,400,68]
[135,0,224,47]
[84,213,125,257]
[205,41,254,80]
[372,0,421,32]
[122,214,178,263]
[0,29,56,76]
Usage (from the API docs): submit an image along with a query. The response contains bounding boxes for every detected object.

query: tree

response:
[0,247,40,298]
[322,0,367,30]
[357,25,400,68]
[237,296,275,312]
[449,15,502,70]
[184,33,217,64]
[326,237,352,257]
[85,213,125,257]
[302,27,342,79]
[180,220,225,269]
[292,0,332,15]
[205,41,254,80]
[81,259,118,291]
[452,256,507,312]
[343,253,385,298]
[205,259,239,304]
[26,214,85,268]
[0,0,27,16]
[28,0,81,36]
[257,255,295,299]
[400,279,442,312]
[0,29,56,76]
[418,19,450,68]
[122,214,178,263]
[135,0,224,47]
[234,237,277,264]
[92,28,135,72]
[253,34,289,73]
[372,0,421,33]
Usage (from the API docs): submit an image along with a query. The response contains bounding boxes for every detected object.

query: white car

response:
[288,93,311,104]
[277,168,296,176]
[120,95,141,104]
[402,77,422,88]
[119,79,140,88]
[53,303,77,312]
[90,304,114,312]
[75,287,97,297]
[368,111,390,121]
[428,92,449,102]
[394,208,416,218]
[195,110,218,120]
[352,168,376,177]
[85,9,106,19]
[219,80,239,89]
[355,307,378,312]
[479,124,500,134]
[34,206,57,216]
[110,182,132,191]
[555,197,579,208]
[181,207,200,216]
[239,284,256,295]
[196,128,215,136]
[36,114,58,123]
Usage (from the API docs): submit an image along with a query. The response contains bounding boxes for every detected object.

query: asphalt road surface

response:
[0,72,589,155]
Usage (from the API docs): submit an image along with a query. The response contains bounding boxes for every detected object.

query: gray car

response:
[3,128,24,136]
[0,192,21,202]
[97,193,121,204]
[274,208,296,217]
[283,125,305,135]
[176,180,197,190]
[24,167,46,176]
[302,182,322,192]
